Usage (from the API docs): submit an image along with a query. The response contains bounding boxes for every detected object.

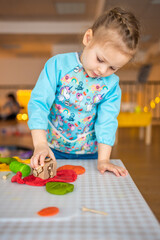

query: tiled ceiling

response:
[0,0,96,21]
[0,0,160,62]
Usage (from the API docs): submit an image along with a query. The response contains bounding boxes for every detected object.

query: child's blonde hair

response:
[91,7,140,55]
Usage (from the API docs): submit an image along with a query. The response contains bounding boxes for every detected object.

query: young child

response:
[0,93,20,121]
[28,7,140,177]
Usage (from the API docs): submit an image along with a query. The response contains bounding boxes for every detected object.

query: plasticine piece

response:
[11,169,77,186]
[37,207,59,217]
[32,158,57,180]
[46,182,74,195]
[0,163,11,171]
[11,172,24,184]
[57,165,85,175]
[9,161,31,177]
[0,157,17,165]
[13,156,31,164]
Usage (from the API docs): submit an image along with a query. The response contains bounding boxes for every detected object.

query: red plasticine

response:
[11,169,77,186]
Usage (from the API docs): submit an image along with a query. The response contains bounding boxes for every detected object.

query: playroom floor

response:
[0,122,160,222]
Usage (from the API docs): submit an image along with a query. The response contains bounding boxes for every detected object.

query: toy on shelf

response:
[32,157,57,180]
[0,147,10,158]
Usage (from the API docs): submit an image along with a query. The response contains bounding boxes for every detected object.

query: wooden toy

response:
[2,172,11,180]
[32,158,57,180]
[82,206,108,216]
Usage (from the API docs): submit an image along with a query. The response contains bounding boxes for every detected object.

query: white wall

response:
[0,57,47,86]
[53,43,82,55]
[117,68,139,82]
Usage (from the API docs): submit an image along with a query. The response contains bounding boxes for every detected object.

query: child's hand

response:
[30,143,56,169]
[97,160,128,177]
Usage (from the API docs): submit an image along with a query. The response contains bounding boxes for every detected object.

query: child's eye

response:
[97,57,104,63]
[110,66,116,71]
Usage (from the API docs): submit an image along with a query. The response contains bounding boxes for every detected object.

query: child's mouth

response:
[92,71,99,77]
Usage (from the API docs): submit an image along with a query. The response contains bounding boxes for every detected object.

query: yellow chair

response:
[116,112,152,145]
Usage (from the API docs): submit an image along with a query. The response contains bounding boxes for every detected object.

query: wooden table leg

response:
[115,130,118,145]
[139,127,144,140]
[145,124,152,145]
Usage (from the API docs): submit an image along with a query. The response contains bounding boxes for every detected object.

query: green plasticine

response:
[0,157,17,165]
[9,161,31,177]
[46,182,74,195]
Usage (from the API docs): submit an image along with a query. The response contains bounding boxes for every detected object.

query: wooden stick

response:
[82,206,108,216]
[2,172,11,180]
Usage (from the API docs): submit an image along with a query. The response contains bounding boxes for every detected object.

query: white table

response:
[0,159,160,240]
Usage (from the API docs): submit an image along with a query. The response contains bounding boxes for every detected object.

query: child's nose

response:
[98,65,108,75]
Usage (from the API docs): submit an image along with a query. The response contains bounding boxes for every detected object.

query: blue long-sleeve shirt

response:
[28,52,121,154]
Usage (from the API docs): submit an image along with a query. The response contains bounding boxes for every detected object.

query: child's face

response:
[81,29,132,78]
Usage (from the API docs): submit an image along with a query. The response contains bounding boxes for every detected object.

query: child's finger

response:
[119,168,128,176]
[122,168,128,175]
[30,155,37,168]
[118,167,128,176]
[39,154,46,167]
[118,169,125,176]
[30,156,34,167]
[32,154,40,169]
[112,168,120,177]
[49,150,56,162]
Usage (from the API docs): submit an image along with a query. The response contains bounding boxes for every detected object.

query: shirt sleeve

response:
[28,56,59,130]
[94,81,121,146]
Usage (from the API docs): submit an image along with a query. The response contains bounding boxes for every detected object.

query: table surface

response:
[0,159,160,240]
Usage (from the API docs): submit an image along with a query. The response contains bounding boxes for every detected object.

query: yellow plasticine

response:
[21,159,31,164]
[13,156,30,164]
[12,156,21,161]
[0,163,11,171]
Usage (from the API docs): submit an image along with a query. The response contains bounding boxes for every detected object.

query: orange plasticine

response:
[57,165,85,175]
[37,207,59,217]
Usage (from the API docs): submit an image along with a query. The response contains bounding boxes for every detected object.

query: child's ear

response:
[83,29,93,46]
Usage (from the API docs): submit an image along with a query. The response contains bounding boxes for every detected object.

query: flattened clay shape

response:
[57,165,85,175]
[46,182,74,195]
[37,207,59,217]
